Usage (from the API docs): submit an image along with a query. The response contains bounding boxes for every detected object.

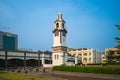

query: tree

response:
[105,24,120,64]
[115,24,120,49]
[107,51,114,63]
[112,24,120,63]
[106,50,120,63]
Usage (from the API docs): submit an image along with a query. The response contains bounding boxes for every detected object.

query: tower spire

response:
[57,12,62,19]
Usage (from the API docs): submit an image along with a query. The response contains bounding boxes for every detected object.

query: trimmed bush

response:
[53,66,120,75]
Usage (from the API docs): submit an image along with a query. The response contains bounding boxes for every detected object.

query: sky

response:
[0,0,120,51]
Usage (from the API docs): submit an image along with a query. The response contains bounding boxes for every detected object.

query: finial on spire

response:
[57,12,62,19]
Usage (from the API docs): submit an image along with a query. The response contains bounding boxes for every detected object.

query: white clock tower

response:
[52,13,68,66]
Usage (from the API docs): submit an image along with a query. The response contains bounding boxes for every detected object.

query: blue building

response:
[0,31,18,50]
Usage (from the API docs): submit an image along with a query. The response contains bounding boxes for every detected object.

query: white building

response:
[52,13,68,66]
[68,48,102,64]
[52,13,102,66]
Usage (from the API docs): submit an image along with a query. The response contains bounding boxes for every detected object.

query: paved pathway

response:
[1,68,120,80]
[28,71,120,80]
[52,71,120,80]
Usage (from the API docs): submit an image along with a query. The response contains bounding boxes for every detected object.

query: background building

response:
[68,48,102,64]
[0,50,52,68]
[105,48,120,63]
[0,31,18,50]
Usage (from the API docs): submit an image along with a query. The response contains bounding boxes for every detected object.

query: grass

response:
[0,72,60,80]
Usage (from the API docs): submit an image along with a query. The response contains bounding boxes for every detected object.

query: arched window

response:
[55,55,56,59]
[56,23,59,28]
[89,58,91,60]
[89,53,91,56]
[57,55,59,59]
[62,23,64,28]
[83,53,87,56]
[83,58,87,62]
[78,54,81,57]
[89,58,91,63]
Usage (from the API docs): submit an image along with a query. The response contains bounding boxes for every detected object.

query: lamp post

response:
[5,51,8,69]
[38,50,41,68]
[24,52,26,70]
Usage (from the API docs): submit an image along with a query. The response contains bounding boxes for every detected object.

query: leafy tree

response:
[115,24,120,49]
[115,24,120,63]
[106,24,120,64]
[107,51,114,63]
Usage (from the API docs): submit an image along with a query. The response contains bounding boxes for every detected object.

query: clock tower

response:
[52,13,68,66]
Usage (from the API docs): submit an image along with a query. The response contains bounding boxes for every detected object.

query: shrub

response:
[53,66,120,75]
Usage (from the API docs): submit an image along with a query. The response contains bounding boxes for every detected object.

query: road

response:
[1,68,120,80]
[52,73,120,80]
[34,71,120,80]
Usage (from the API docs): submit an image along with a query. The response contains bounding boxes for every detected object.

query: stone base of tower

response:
[52,46,68,66]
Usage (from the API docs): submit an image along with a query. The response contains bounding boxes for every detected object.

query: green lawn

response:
[0,72,60,80]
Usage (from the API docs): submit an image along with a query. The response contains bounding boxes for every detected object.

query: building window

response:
[3,35,16,50]
[103,57,105,59]
[55,55,59,59]
[83,53,87,56]
[83,58,87,63]
[55,55,56,59]
[78,54,81,57]
[56,23,59,28]
[89,58,91,60]
[89,58,91,63]
[62,23,64,28]
[57,55,59,59]
[89,53,91,56]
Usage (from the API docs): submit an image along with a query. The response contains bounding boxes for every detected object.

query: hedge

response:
[53,66,120,75]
